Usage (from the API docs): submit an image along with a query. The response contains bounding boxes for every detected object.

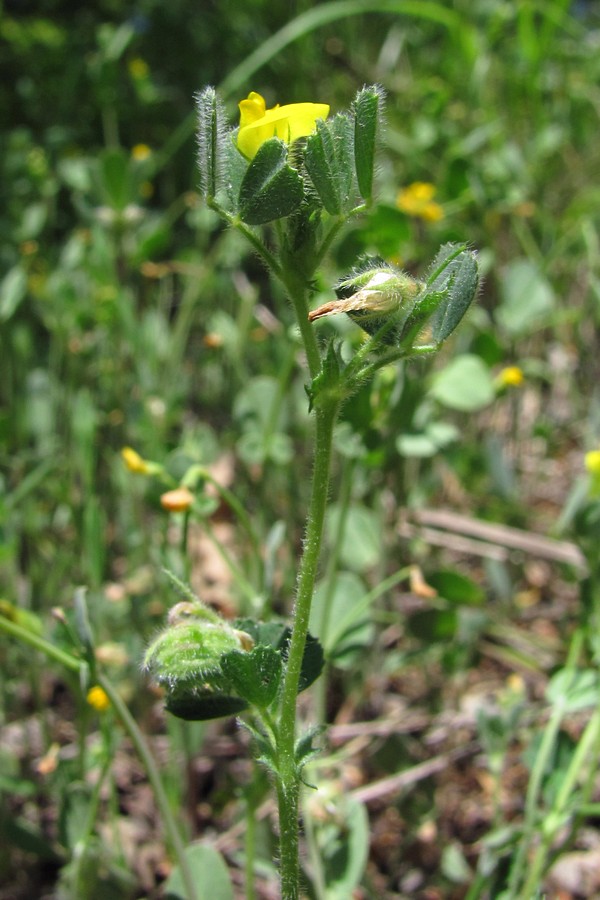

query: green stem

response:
[245,801,257,900]
[281,271,321,380]
[276,402,337,899]
[209,200,283,278]
[314,457,355,723]
[521,699,600,898]
[203,471,263,569]
[74,738,113,889]
[203,521,260,606]
[314,204,367,269]
[319,458,354,650]
[506,631,583,897]
[0,616,82,672]
[98,675,199,900]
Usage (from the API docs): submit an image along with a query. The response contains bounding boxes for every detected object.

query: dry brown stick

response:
[405,508,586,571]
[350,742,480,804]
[328,712,431,744]
[398,521,509,561]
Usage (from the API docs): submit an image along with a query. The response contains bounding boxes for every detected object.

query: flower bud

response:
[160,487,194,512]
[144,606,253,688]
[309,262,423,341]
[121,446,151,474]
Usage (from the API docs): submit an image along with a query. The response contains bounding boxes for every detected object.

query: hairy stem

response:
[275,402,337,898]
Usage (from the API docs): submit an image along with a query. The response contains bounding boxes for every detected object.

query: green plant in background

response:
[4,3,600,897]
[138,83,480,899]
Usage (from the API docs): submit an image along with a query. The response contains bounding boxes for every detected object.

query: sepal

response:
[352,85,385,202]
[195,86,228,200]
[426,243,480,345]
[304,115,356,215]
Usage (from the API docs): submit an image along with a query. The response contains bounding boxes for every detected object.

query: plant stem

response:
[520,697,600,899]
[506,631,583,897]
[210,200,283,278]
[0,615,83,672]
[245,802,257,900]
[98,674,200,900]
[276,401,337,898]
[314,457,355,723]
[281,271,321,380]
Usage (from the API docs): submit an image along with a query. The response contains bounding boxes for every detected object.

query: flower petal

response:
[238,92,268,128]
[237,97,329,158]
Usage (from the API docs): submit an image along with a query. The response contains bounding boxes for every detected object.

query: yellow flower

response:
[160,487,194,513]
[237,91,329,159]
[121,446,151,474]
[86,686,110,712]
[585,450,600,476]
[131,143,151,162]
[496,366,524,389]
[396,182,444,222]
[128,57,149,80]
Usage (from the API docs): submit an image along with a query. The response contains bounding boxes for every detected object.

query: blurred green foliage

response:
[2,0,600,895]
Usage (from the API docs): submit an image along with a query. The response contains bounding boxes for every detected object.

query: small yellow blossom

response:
[160,486,194,513]
[496,366,524,389]
[128,57,149,80]
[585,450,600,476]
[121,446,151,474]
[86,686,110,712]
[237,91,330,159]
[131,143,152,162]
[495,366,525,390]
[396,182,444,222]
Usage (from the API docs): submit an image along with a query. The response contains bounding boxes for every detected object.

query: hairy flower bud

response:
[309,262,423,341]
[144,609,253,687]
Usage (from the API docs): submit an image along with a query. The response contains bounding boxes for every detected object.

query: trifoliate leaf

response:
[305,115,355,215]
[238,138,304,224]
[220,645,282,708]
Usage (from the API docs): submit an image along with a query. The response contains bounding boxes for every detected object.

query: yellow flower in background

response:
[237,91,330,159]
[396,182,444,222]
[121,446,151,474]
[131,144,152,162]
[160,487,194,513]
[128,57,149,80]
[86,686,110,712]
[496,366,524,389]
[585,450,600,476]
